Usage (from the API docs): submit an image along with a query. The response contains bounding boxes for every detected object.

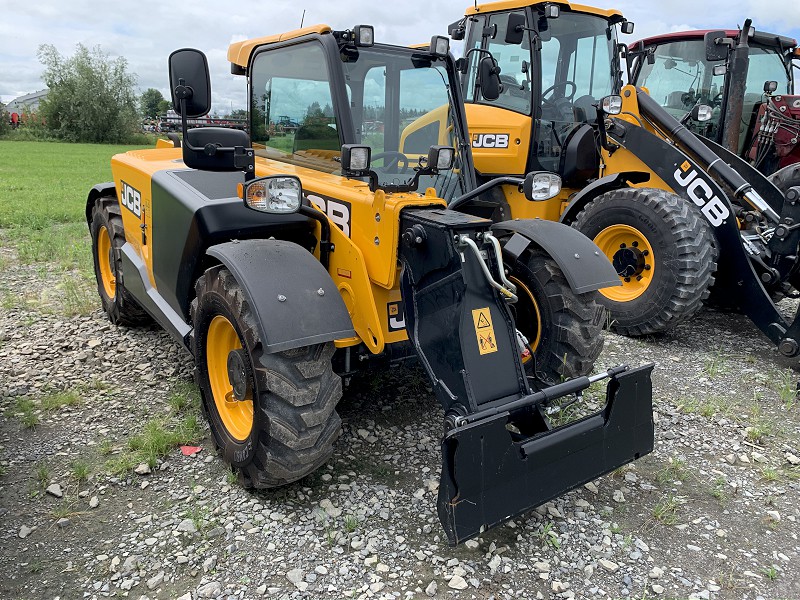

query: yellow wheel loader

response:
[86,24,654,544]
[443,0,800,358]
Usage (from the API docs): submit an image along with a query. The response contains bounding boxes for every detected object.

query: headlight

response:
[694,104,713,122]
[241,176,302,214]
[601,95,623,115]
[523,172,562,202]
[341,144,372,174]
[428,145,455,171]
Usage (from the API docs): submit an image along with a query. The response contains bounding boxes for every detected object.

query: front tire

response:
[572,188,718,336]
[506,247,605,385]
[191,266,342,487]
[89,196,149,326]
[769,163,800,194]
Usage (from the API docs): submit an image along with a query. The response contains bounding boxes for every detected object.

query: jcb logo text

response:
[673,165,730,227]
[307,194,352,238]
[121,182,141,218]
[472,133,509,149]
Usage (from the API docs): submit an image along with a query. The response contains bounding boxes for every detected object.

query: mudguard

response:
[85,182,117,224]
[207,240,355,353]
[438,363,655,545]
[558,171,651,224]
[492,219,621,293]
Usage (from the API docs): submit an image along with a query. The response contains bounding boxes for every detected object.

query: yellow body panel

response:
[467,0,622,18]
[466,104,531,175]
[501,184,567,221]
[601,86,672,192]
[111,147,187,286]
[228,25,332,68]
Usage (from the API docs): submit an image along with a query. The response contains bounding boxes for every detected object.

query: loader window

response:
[250,43,342,173]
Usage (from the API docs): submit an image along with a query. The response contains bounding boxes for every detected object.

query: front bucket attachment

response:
[438,363,654,545]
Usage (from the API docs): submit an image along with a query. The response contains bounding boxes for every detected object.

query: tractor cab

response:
[451,1,633,196]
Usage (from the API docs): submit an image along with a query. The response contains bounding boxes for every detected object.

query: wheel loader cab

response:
[461,2,625,198]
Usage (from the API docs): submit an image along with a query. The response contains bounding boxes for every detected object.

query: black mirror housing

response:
[169,48,212,118]
[505,13,525,45]
[478,56,502,101]
[704,30,729,62]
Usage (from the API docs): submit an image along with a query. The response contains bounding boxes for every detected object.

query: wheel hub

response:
[226,348,251,401]
[612,244,646,278]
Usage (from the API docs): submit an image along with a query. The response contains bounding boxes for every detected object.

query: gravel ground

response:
[2,255,800,600]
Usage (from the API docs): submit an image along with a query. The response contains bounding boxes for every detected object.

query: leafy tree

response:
[227,108,248,120]
[0,103,9,136]
[37,43,140,143]
[157,99,171,116]
[140,88,165,118]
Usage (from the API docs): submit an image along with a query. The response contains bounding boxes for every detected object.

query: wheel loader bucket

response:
[438,363,654,545]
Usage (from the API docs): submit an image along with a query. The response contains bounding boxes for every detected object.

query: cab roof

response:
[467,0,623,20]
[227,24,331,69]
[628,29,797,52]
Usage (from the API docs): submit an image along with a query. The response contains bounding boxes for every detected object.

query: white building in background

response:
[6,89,49,113]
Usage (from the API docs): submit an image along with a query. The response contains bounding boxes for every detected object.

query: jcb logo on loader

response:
[673,162,730,227]
[307,194,351,238]
[121,181,142,218]
[472,133,509,149]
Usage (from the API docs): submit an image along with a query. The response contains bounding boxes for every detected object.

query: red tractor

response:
[628,21,800,191]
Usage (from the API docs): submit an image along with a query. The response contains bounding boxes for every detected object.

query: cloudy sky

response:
[2,0,798,112]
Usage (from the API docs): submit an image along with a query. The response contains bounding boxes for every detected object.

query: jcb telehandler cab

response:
[447,0,800,359]
[86,24,654,544]
[628,22,800,183]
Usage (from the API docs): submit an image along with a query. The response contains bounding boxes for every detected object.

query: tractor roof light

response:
[428,145,455,171]
[601,95,623,115]
[354,25,374,47]
[430,35,450,58]
[341,144,372,175]
[764,80,779,94]
[543,4,560,19]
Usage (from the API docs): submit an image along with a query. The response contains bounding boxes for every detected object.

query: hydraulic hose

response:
[636,90,780,223]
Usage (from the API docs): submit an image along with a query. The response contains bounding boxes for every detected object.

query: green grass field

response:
[0,140,150,314]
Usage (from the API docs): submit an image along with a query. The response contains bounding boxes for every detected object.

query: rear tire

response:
[505,247,605,385]
[191,266,342,488]
[90,196,150,326]
[572,187,718,336]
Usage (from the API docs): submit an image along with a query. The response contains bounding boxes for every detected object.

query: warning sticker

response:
[472,307,498,355]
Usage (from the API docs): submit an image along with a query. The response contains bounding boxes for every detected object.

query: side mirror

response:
[168,48,212,118]
[478,56,502,101]
[523,172,561,202]
[505,13,526,45]
[704,30,729,62]
[240,176,302,214]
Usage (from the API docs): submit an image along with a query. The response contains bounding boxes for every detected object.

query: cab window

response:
[250,43,341,173]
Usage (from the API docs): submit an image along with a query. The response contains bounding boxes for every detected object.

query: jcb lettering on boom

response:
[307,194,351,237]
[673,164,731,227]
[121,182,142,218]
[472,133,509,149]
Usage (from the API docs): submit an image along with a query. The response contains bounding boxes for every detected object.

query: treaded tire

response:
[769,163,800,194]
[506,247,605,385]
[90,196,150,326]
[191,266,342,488]
[572,187,718,336]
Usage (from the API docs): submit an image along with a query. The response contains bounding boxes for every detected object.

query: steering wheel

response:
[541,81,578,104]
[371,151,409,174]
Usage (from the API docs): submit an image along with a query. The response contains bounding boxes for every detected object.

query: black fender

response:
[85,182,117,226]
[559,171,650,224]
[206,240,355,354]
[491,219,621,294]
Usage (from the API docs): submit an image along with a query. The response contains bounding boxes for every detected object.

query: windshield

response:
[534,11,618,172]
[341,46,471,200]
[249,42,470,200]
[637,40,790,152]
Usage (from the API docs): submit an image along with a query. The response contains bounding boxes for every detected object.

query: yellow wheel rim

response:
[593,224,656,302]
[207,315,253,441]
[509,275,542,363]
[97,227,116,299]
